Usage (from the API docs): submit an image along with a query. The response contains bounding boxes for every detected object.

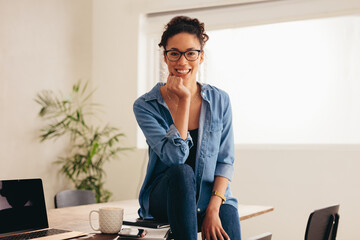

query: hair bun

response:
[159,16,209,49]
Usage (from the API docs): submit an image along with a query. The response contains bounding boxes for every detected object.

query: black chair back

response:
[54,189,96,208]
[305,205,340,240]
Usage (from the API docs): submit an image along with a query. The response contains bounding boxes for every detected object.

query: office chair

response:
[304,205,340,240]
[54,189,96,208]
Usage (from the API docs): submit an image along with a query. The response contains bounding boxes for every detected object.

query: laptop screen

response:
[0,179,49,235]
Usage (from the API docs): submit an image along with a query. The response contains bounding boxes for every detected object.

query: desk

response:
[48,199,273,239]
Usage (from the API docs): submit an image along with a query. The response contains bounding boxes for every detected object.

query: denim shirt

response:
[133,82,238,219]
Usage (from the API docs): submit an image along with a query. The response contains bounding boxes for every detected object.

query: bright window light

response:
[204,16,360,144]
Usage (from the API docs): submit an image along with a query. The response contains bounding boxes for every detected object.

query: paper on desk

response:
[119,227,170,240]
[143,227,169,239]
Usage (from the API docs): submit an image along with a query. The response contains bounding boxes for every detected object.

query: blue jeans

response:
[149,164,241,240]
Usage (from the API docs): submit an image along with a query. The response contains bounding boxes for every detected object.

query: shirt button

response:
[197,208,201,212]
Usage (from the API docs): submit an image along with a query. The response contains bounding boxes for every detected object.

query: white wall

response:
[1,0,359,239]
[92,0,146,203]
[0,0,92,208]
[233,146,360,239]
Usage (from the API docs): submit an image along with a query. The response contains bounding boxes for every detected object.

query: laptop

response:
[0,178,87,240]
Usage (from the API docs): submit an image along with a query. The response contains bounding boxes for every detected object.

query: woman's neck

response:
[183,79,199,98]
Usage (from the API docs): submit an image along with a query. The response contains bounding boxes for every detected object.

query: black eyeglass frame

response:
[164,49,202,62]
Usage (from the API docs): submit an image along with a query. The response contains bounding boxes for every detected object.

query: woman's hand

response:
[202,176,230,240]
[166,73,191,101]
[201,208,229,240]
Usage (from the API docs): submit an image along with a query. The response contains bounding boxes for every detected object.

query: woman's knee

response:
[167,164,195,191]
[167,164,194,180]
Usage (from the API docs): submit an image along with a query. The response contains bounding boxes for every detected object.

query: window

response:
[204,16,360,144]
[138,0,360,147]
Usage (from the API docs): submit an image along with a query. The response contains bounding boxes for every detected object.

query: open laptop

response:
[0,178,87,240]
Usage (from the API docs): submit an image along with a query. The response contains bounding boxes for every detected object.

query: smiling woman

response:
[133,16,241,240]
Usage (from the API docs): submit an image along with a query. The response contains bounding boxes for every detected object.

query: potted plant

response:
[35,81,130,202]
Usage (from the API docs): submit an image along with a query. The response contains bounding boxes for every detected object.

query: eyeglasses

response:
[164,49,202,62]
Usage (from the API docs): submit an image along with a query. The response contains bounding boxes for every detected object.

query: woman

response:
[133,16,241,240]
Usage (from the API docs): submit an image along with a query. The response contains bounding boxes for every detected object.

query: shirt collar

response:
[144,82,165,102]
[199,82,211,102]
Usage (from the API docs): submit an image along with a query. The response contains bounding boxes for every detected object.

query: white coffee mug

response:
[89,207,124,234]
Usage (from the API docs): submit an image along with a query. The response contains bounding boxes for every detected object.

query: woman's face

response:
[164,32,204,84]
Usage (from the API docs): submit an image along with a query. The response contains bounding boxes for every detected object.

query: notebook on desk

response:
[0,178,87,240]
[123,218,170,229]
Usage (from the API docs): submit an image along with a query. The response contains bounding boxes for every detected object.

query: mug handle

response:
[89,210,100,231]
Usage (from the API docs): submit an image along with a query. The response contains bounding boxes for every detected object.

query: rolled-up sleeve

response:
[214,93,235,181]
[166,124,193,154]
[133,99,193,166]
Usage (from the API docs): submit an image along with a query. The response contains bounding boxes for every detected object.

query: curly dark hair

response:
[158,16,209,50]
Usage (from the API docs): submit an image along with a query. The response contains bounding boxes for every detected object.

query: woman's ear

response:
[163,52,169,65]
[200,51,204,64]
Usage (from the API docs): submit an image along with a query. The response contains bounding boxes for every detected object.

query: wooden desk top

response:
[238,204,274,221]
[48,199,273,233]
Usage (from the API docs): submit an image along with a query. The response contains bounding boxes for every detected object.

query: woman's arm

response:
[165,75,191,140]
[201,176,230,240]
[208,176,229,212]
[173,96,190,139]
[133,98,192,166]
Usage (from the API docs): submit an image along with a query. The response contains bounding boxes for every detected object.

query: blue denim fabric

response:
[133,82,238,219]
[217,204,242,240]
[149,165,198,239]
[149,165,241,240]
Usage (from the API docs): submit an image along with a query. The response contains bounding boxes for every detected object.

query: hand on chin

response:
[167,74,191,99]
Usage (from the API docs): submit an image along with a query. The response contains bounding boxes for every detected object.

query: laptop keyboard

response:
[0,229,70,240]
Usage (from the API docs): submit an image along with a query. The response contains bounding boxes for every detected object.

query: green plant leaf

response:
[35,80,132,203]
